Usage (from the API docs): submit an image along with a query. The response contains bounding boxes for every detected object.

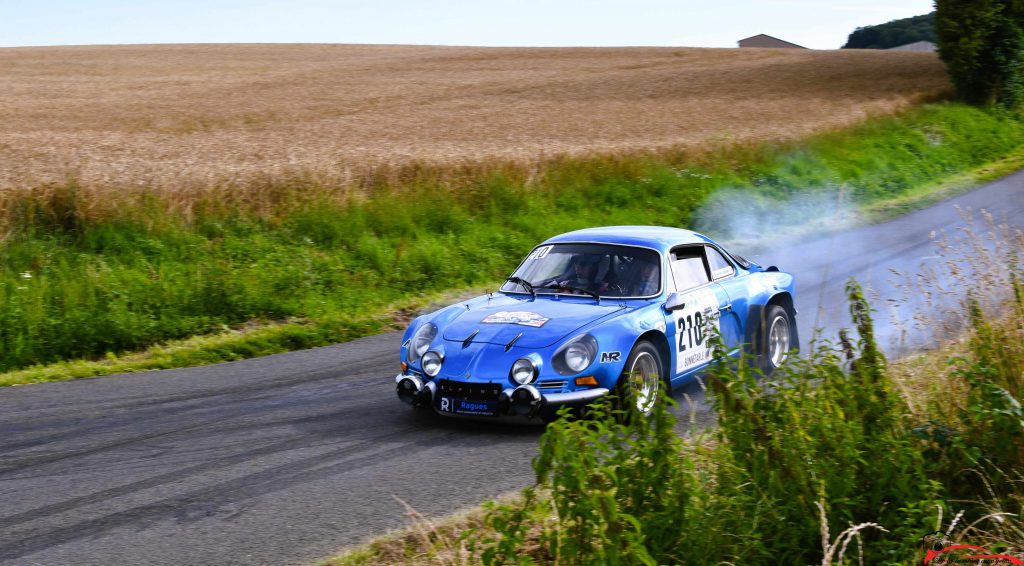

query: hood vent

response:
[462,329,480,348]
[504,332,523,352]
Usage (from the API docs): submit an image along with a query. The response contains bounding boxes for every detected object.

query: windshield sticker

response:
[526,246,552,260]
[481,311,551,328]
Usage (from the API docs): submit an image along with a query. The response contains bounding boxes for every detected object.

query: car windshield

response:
[500,243,662,298]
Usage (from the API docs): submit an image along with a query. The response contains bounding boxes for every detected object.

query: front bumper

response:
[394,373,609,420]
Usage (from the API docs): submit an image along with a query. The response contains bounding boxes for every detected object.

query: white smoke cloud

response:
[691,185,861,253]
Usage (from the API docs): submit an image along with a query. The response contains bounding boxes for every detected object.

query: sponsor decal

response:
[437,395,497,417]
[673,287,720,373]
[711,266,734,280]
[481,311,550,328]
[600,351,621,363]
[681,349,711,368]
[918,531,1022,564]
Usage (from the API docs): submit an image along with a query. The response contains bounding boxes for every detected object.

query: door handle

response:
[719,303,733,312]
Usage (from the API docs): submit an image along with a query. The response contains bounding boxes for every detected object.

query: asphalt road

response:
[1,170,1022,565]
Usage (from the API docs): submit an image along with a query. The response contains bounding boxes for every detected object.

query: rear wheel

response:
[615,341,664,416]
[757,305,792,375]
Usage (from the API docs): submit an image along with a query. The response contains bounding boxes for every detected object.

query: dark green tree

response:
[935,0,1024,107]
[842,13,937,49]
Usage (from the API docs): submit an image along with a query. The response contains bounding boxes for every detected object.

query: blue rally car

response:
[395,226,798,420]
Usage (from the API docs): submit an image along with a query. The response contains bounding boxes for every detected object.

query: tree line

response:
[936,0,1024,108]
[844,3,1023,108]
[842,13,936,49]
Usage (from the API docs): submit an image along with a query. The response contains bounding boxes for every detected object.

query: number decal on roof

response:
[526,246,552,260]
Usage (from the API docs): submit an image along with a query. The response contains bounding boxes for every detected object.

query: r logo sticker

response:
[440,397,451,412]
[600,352,621,363]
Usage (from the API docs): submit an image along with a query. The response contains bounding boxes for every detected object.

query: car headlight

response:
[407,323,437,364]
[421,351,443,377]
[553,334,598,375]
[510,358,537,385]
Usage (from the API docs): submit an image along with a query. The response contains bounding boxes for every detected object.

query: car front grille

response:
[435,380,502,401]
[537,380,568,390]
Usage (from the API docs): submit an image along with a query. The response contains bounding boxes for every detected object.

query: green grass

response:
[0,285,489,387]
[863,141,1024,222]
[1,103,1023,385]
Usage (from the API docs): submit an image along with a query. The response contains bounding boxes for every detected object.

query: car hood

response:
[441,295,627,349]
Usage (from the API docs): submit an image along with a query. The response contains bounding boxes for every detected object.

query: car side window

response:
[706,246,735,280]
[670,248,710,292]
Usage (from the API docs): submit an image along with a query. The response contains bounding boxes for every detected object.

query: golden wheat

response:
[0,44,949,193]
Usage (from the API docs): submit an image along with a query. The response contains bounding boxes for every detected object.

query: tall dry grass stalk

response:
[884,209,1023,424]
[390,496,474,566]
[886,208,1024,350]
[816,500,889,566]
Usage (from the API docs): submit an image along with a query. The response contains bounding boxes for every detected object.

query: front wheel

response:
[615,341,665,416]
[757,305,792,375]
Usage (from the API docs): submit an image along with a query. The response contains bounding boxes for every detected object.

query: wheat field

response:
[0,44,950,190]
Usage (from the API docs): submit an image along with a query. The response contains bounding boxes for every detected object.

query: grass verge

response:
[0,285,490,386]
[1,103,1023,385]
[862,143,1024,222]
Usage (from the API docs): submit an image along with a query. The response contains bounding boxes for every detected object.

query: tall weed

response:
[476,397,701,566]
[474,280,1023,564]
[706,281,942,563]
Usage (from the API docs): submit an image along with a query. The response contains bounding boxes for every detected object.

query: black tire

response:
[614,340,665,417]
[756,305,792,376]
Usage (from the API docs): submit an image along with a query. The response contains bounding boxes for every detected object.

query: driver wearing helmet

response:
[557,255,607,294]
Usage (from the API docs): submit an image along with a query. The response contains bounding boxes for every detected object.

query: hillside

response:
[0,44,950,190]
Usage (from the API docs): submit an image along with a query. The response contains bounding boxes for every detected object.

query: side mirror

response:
[663,292,686,312]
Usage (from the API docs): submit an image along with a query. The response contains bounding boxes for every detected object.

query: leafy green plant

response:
[475,397,696,565]
[948,279,1024,486]
[936,0,1024,107]
[704,281,942,563]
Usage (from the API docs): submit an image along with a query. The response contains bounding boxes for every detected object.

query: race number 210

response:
[678,312,704,352]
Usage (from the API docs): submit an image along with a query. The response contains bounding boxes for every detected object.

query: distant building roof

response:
[737,34,807,49]
[888,40,936,52]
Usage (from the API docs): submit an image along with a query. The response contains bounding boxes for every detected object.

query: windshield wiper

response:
[505,276,536,297]
[535,284,600,301]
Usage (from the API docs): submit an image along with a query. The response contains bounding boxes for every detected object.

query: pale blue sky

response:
[1,1,935,50]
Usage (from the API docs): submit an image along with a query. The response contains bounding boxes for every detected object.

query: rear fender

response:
[745,291,799,354]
